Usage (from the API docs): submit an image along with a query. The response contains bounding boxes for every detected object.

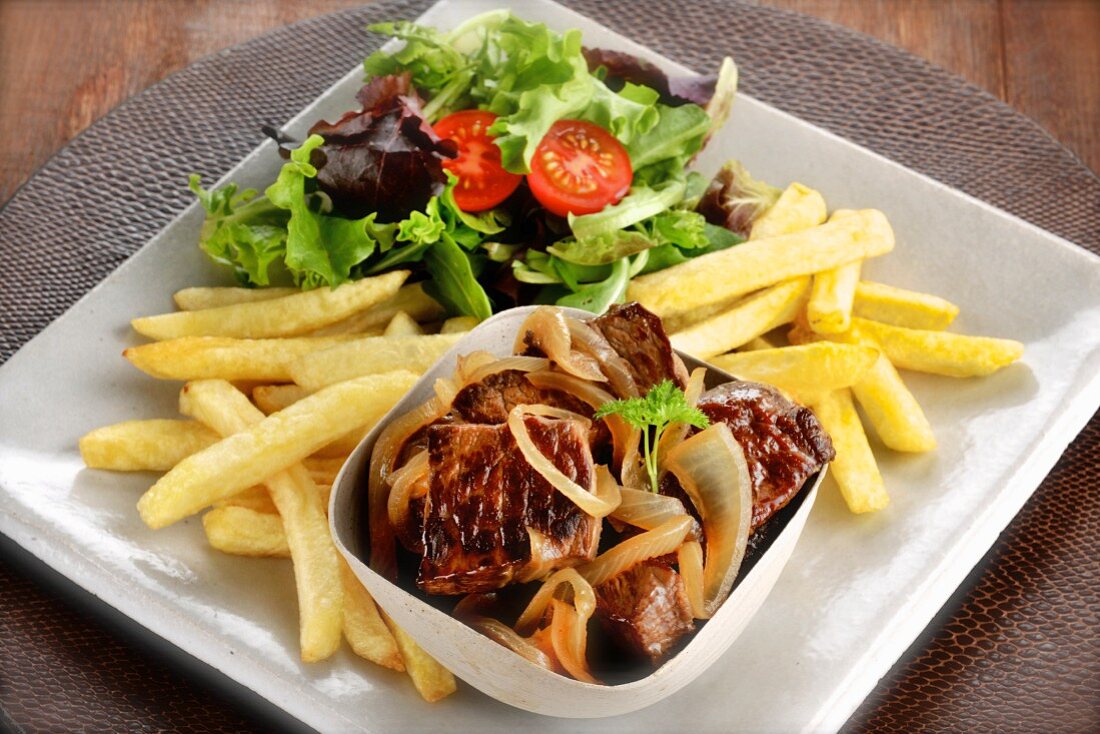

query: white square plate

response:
[1,0,1098,732]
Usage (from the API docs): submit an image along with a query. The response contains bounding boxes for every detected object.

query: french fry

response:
[749,182,827,240]
[808,389,889,513]
[790,321,936,452]
[737,333,785,352]
[79,419,218,471]
[290,334,459,392]
[307,282,445,336]
[132,271,408,340]
[179,379,343,662]
[440,316,479,334]
[670,277,810,359]
[125,336,354,382]
[174,286,297,311]
[136,370,417,528]
[203,506,290,557]
[851,317,1024,377]
[302,456,347,488]
[853,281,959,330]
[252,384,312,414]
[807,260,861,334]
[711,342,879,396]
[216,485,278,514]
[341,561,404,671]
[384,311,424,337]
[381,611,457,702]
[628,209,894,319]
[312,427,370,459]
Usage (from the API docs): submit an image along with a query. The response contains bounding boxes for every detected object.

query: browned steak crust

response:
[595,558,695,664]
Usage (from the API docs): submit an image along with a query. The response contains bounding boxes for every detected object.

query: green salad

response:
[190,10,749,319]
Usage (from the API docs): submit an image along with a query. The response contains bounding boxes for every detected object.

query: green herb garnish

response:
[594,380,710,493]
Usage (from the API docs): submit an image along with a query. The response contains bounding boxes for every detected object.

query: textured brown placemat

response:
[0,0,1097,731]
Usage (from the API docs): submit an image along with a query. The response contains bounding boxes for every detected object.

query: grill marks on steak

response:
[591,302,687,391]
[418,416,600,595]
[450,369,591,424]
[595,556,695,665]
[693,380,833,529]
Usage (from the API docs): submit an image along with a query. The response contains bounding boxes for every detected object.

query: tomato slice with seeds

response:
[432,110,522,212]
[527,119,633,218]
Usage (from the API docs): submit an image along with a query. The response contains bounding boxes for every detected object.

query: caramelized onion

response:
[515,567,596,634]
[386,450,429,544]
[611,487,694,533]
[566,317,639,397]
[515,307,606,382]
[666,423,752,617]
[455,350,497,383]
[369,392,451,578]
[507,405,621,518]
[472,617,556,672]
[463,356,550,387]
[578,515,693,588]
[620,426,647,490]
[605,414,637,474]
[677,540,707,619]
[525,369,616,409]
[549,598,598,683]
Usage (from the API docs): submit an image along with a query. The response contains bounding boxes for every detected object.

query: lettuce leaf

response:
[695,160,781,238]
[189,176,289,286]
[307,75,457,222]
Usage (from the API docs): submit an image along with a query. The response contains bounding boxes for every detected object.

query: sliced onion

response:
[507,405,621,518]
[566,317,639,397]
[462,355,550,388]
[472,617,556,672]
[386,449,429,544]
[519,527,559,583]
[605,414,638,474]
[525,370,615,409]
[666,423,752,617]
[578,515,693,588]
[612,487,695,534]
[514,307,606,383]
[368,394,451,578]
[515,567,596,634]
[656,367,706,479]
[549,598,598,683]
[620,426,647,490]
[677,540,707,619]
[455,350,497,383]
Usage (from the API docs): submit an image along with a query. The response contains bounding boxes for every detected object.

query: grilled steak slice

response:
[451,369,591,424]
[592,302,687,391]
[689,380,833,529]
[419,416,600,595]
[595,558,695,664]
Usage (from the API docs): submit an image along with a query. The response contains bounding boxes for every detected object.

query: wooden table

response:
[0,1,1097,732]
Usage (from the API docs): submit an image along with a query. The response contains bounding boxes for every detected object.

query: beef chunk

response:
[692,380,833,528]
[451,369,591,424]
[592,302,686,391]
[418,416,601,595]
[595,559,695,664]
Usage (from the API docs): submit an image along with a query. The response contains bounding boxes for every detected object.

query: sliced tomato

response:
[432,110,522,212]
[527,119,633,218]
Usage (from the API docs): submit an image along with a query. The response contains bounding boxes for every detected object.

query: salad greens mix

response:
[189,10,743,318]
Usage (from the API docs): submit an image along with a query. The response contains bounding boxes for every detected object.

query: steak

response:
[450,369,591,424]
[591,302,686,391]
[418,416,601,595]
[595,557,695,664]
[680,380,834,529]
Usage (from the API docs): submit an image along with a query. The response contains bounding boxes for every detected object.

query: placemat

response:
[1,0,1097,731]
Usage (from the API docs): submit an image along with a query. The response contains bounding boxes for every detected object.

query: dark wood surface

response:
[0,1,1097,732]
[0,0,1097,204]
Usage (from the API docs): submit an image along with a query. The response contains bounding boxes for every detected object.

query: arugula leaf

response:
[422,234,493,320]
[594,380,710,492]
[556,256,630,313]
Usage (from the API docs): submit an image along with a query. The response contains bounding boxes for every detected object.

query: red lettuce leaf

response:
[582,48,718,108]
[307,74,458,222]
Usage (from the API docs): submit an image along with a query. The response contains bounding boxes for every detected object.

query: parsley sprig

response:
[594,380,710,493]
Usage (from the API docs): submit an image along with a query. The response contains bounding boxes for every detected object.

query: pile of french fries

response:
[628,180,1024,514]
[79,270,476,702]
